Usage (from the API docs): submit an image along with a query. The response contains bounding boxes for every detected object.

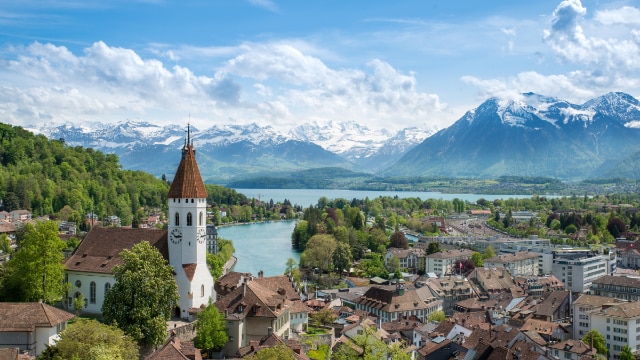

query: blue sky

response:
[1,0,640,133]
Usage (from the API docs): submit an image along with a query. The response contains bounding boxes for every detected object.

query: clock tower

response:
[167,125,215,319]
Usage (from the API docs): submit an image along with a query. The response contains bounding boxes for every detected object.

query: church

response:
[64,128,215,320]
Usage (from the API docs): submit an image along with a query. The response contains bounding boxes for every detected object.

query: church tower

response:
[167,125,215,319]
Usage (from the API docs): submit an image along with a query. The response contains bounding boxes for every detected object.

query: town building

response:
[589,275,640,301]
[552,253,611,293]
[0,302,75,357]
[483,251,540,276]
[353,284,438,323]
[424,249,475,276]
[547,339,597,360]
[616,240,640,269]
[384,248,425,274]
[572,294,626,340]
[422,275,475,315]
[467,267,518,300]
[206,224,219,255]
[589,301,640,359]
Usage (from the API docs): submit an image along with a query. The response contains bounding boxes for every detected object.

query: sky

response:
[1,0,640,133]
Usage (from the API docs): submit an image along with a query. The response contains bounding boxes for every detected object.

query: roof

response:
[0,302,75,332]
[574,294,624,307]
[64,227,168,274]
[167,140,207,199]
[216,277,295,320]
[426,249,475,259]
[535,290,570,317]
[0,221,16,233]
[592,275,640,288]
[596,301,640,318]
[549,339,597,356]
[354,286,431,313]
[484,251,539,263]
[520,318,564,336]
[146,334,202,360]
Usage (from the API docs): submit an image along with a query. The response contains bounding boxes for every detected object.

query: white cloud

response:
[247,0,278,12]
[0,40,452,132]
[595,6,640,25]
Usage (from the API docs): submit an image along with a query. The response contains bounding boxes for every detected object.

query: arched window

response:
[201,284,205,297]
[105,282,111,294]
[187,212,193,226]
[90,282,96,304]
[175,212,180,226]
[199,212,203,226]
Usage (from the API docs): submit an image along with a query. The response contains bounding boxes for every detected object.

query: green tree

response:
[1,221,66,303]
[0,234,11,254]
[426,242,441,255]
[194,301,228,358]
[303,234,337,276]
[620,345,634,360]
[310,307,337,326]
[581,329,607,355]
[246,344,296,360]
[483,246,496,260]
[387,255,400,272]
[332,324,411,360]
[565,224,578,234]
[51,319,138,360]
[285,257,297,275]
[471,252,483,267]
[332,242,353,278]
[428,310,446,323]
[102,241,179,347]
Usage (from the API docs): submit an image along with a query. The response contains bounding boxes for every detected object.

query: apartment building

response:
[483,251,540,276]
[590,275,640,301]
[425,249,475,276]
[590,302,640,359]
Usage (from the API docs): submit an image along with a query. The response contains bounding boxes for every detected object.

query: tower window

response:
[191,199,194,203]
[199,212,203,226]
[201,285,205,297]
[187,212,193,226]
[105,282,111,294]
[175,212,180,226]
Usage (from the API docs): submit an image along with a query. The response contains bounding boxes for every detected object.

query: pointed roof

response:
[0,302,75,332]
[168,126,207,199]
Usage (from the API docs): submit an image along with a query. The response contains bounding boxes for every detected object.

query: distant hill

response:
[384,92,640,181]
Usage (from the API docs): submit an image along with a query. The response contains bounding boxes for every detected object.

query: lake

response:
[234,188,536,207]
[217,220,299,277]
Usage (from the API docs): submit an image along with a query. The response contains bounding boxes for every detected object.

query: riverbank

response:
[222,255,237,276]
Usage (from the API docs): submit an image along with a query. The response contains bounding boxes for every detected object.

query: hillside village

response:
[1,131,640,359]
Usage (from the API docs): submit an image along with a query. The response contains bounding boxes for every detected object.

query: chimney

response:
[267,327,273,336]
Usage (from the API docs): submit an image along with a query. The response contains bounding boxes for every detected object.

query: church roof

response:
[65,227,168,274]
[168,140,207,199]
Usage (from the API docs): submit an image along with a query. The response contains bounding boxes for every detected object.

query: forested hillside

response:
[0,123,169,226]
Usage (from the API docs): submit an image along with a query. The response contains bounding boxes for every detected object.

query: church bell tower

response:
[167,125,215,319]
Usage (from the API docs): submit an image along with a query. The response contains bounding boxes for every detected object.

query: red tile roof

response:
[64,227,168,274]
[168,143,207,199]
[0,302,75,332]
[183,264,197,281]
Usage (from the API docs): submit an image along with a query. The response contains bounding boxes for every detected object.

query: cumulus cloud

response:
[0,40,450,131]
[466,0,640,105]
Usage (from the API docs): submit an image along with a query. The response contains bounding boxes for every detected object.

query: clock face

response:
[197,228,206,244]
[170,228,182,244]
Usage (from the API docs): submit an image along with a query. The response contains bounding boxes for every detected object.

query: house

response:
[425,249,475,276]
[532,290,571,323]
[353,284,436,323]
[616,240,640,269]
[214,275,304,358]
[547,339,597,360]
[483,251,540,276]
[236,332,309,359]
[520,318,570,342]
[0,302,75,357]
[146,332,202,360]
[422,275,475,315]
[551,252,611,293]
[384,247,426,274]
[65,128,215,320]
[467,267,519,299]
[9,210,31,223]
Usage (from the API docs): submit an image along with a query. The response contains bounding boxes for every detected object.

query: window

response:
[175,212,180,226]
[199,212,203,226]
[75,280,82,288]
[105,282,111,294]
[201,285,205,297]
[564,352,571,359]
[90,282,96,304]
[187,212,193,226]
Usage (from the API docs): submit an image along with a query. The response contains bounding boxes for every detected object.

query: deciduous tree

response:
[471,252,483,267]
[102,241,179,347]
[0,221,66,303]
[246,344,296,360]
[483,246,496,259]
[428,310,446,323]
[389,231,408,249]
[582,329,607,355]
[332,242,352,278]
[620,345,634,360]
[303,234,337,275]
[426,242,441,255]
[50,319,138,360]
[194,301,228,358]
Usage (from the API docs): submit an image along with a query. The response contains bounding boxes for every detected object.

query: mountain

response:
[385,92,640,180]
[32,120,427,184]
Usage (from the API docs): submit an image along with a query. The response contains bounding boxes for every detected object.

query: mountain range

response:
[29,92,640,184]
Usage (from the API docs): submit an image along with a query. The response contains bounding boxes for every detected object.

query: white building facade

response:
[590,302,640,359]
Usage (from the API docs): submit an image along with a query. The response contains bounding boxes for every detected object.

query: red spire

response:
[168,125,207,199]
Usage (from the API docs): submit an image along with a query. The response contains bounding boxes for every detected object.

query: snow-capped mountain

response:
[386,92,640,180]
[31,119,432,184]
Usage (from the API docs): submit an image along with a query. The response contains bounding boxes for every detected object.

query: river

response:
[220,189,541,277]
